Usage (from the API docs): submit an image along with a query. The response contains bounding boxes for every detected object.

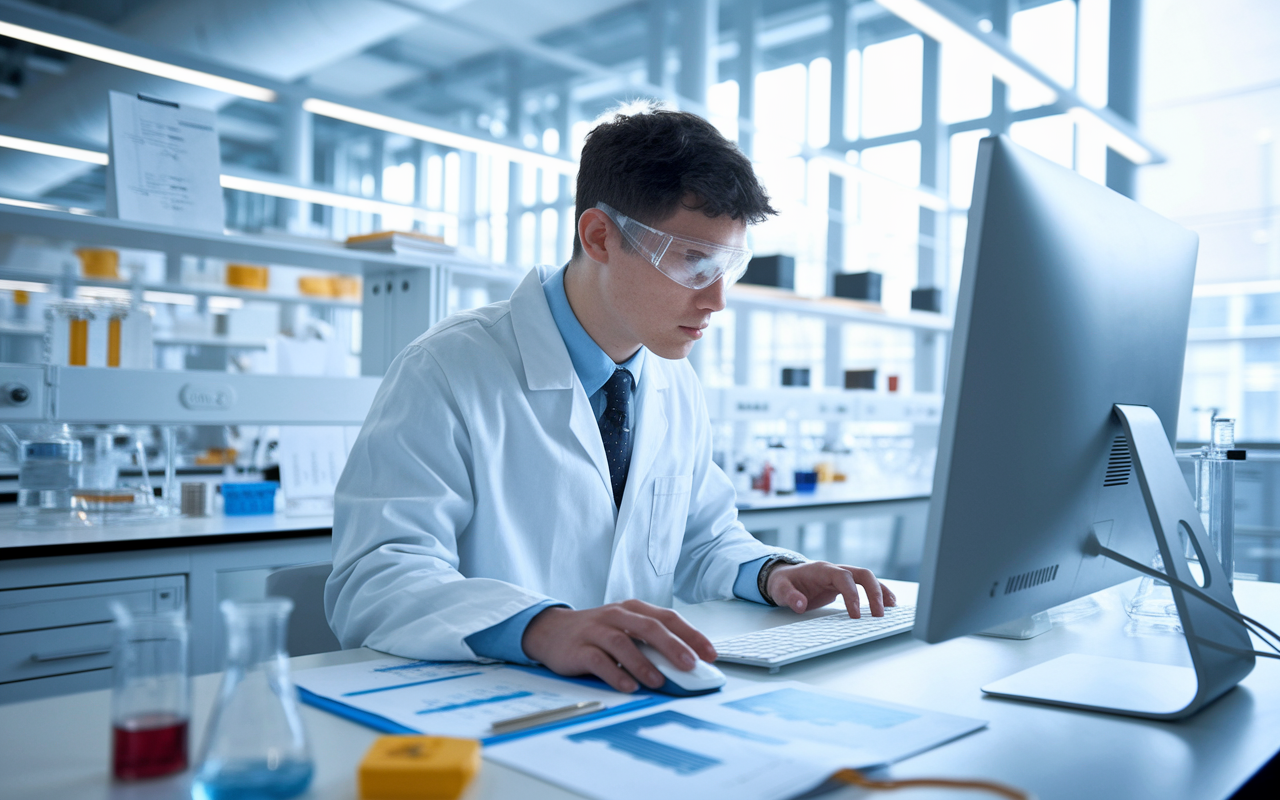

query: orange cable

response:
[834,768,1031,800]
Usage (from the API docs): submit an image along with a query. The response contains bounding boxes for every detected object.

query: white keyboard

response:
[713,605,916,672]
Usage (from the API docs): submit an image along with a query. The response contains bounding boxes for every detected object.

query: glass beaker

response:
[111,603,190,781]
[193,598,313,800]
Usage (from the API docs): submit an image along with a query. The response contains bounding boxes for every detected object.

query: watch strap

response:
[757,554,807,606]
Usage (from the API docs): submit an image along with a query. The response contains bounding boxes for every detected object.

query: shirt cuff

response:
[464,600,567,665]
[733,555,774,605]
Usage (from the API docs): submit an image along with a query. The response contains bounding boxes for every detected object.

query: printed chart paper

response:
[107,91,223,231]
[294,657,653,740]
[486,681,987,800]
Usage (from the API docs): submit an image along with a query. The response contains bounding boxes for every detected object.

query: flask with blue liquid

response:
[193,598,313,800]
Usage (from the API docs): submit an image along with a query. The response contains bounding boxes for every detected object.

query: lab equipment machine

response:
[914,135,1256,719]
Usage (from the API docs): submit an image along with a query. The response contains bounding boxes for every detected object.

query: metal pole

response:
[1107,0,1143,199]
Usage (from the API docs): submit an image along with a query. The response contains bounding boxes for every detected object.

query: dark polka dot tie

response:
[599,368,634,509]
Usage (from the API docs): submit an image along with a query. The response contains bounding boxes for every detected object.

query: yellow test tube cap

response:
[358,735,481,800]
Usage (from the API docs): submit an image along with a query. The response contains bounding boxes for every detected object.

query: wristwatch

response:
[757,554,807,606]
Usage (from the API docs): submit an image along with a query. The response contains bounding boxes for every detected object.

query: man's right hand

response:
[521,600,716,692]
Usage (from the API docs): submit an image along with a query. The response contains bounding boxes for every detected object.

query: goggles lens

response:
[596,202,752,290]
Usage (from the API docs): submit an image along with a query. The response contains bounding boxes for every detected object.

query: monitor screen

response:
[915,135,1200,644]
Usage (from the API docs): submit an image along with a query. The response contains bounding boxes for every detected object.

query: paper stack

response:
[344,230,454,255]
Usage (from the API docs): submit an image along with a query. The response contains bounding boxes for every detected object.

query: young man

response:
[327,104,895,693]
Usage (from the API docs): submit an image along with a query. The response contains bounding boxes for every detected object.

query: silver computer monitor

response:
[914,135,1254,719]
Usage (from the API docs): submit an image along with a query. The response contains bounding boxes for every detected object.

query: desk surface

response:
[2,579,1277,800]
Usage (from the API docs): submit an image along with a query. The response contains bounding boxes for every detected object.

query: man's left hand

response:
[767,562,896,617]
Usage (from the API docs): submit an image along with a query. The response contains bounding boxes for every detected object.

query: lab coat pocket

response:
[648,475,692,576]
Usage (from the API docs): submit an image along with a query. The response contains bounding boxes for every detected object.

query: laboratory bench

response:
[0,483,932,707]
[1,578,1277,800]
[0,511,332,704]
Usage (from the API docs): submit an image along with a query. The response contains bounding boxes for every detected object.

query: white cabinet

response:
[0,530,331,704]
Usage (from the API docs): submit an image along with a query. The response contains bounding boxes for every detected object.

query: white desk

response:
[2,579,1277,800]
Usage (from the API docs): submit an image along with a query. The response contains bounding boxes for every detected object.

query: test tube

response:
[1196,418,1238,589]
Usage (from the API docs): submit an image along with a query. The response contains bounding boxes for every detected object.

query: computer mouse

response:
[635,642,726,696]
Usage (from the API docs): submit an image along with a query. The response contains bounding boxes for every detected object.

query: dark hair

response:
[572,102,776,258]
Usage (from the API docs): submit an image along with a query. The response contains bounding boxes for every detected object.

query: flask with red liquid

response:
[110,603,190,780]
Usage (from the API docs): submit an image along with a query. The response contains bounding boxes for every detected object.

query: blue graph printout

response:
[723,687,919,729]
[293,656,647,740]
[566,710,785,776]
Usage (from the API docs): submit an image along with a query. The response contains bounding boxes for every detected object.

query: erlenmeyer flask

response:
[1124,550,1183,632]
[193,598,313,800]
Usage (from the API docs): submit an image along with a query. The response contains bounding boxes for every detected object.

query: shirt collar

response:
[542,265,645,397]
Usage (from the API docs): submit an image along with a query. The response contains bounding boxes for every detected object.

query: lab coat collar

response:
[510,266,575,391]
[541,266,644,396]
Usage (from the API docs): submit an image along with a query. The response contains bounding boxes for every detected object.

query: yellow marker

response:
[69,317,88,366]
[13,290,28,305]
[358,735,480,800]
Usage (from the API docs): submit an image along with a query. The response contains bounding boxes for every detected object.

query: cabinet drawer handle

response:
[30,647,112,663]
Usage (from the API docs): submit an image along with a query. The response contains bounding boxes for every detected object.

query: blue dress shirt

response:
[464,267,773,664]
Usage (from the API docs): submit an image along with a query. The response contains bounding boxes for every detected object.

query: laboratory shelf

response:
[0,267,365,310]
[0,203,491,274]
[727,284,952,333]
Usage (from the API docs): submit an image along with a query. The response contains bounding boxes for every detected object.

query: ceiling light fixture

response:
[0,133,108,165]
[303,98,577,175]
[219,174,453,225]
[0,20,277,103]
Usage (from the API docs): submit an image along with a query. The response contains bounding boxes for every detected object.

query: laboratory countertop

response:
[0,510,333,558]
[1,579,1277,800]
[734,478,932,510]
[0,482,933,557]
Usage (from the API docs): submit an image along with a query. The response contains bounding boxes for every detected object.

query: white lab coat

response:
[326,266,781,661]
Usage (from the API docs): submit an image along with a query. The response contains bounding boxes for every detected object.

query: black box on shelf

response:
[781,367,810,387]
[741,254,795,290]
[844,369,876,390]
[833,271,881,303]
[911,287,943,313]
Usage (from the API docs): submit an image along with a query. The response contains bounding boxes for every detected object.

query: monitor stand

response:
[981,404,1256,720]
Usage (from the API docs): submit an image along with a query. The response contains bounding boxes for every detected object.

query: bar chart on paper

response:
[723,687,920,730]
[566,710,784,776]
[293,658,651,740]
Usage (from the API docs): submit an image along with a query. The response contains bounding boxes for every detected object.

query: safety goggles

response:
[596,202,752,290]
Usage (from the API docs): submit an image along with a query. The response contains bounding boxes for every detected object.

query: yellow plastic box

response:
[77,248,119,279]
[358,736,480,800]
[226,263,269,291]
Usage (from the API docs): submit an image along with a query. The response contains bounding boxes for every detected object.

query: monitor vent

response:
[1004,564,1060,595]
[1104,435,1133,487]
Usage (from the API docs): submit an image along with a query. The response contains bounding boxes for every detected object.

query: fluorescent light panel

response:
[0,20,276,102]
[304,98,577,176]
[0,134,107,165]
[219,174,454,225]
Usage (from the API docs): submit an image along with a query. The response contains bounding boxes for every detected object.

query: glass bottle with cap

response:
[18,425,82,510]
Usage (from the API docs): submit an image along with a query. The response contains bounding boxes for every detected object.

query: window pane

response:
[709,79,740,142]
[861,35,922,138]
[844,49,861,142]
[1010,0,1076,110]
[808,57,831,150]
[861,141,921,187]
[940,41,992,123]
[755,63,808,159]
[1010,115,1074,169]
[950,129,988,207]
